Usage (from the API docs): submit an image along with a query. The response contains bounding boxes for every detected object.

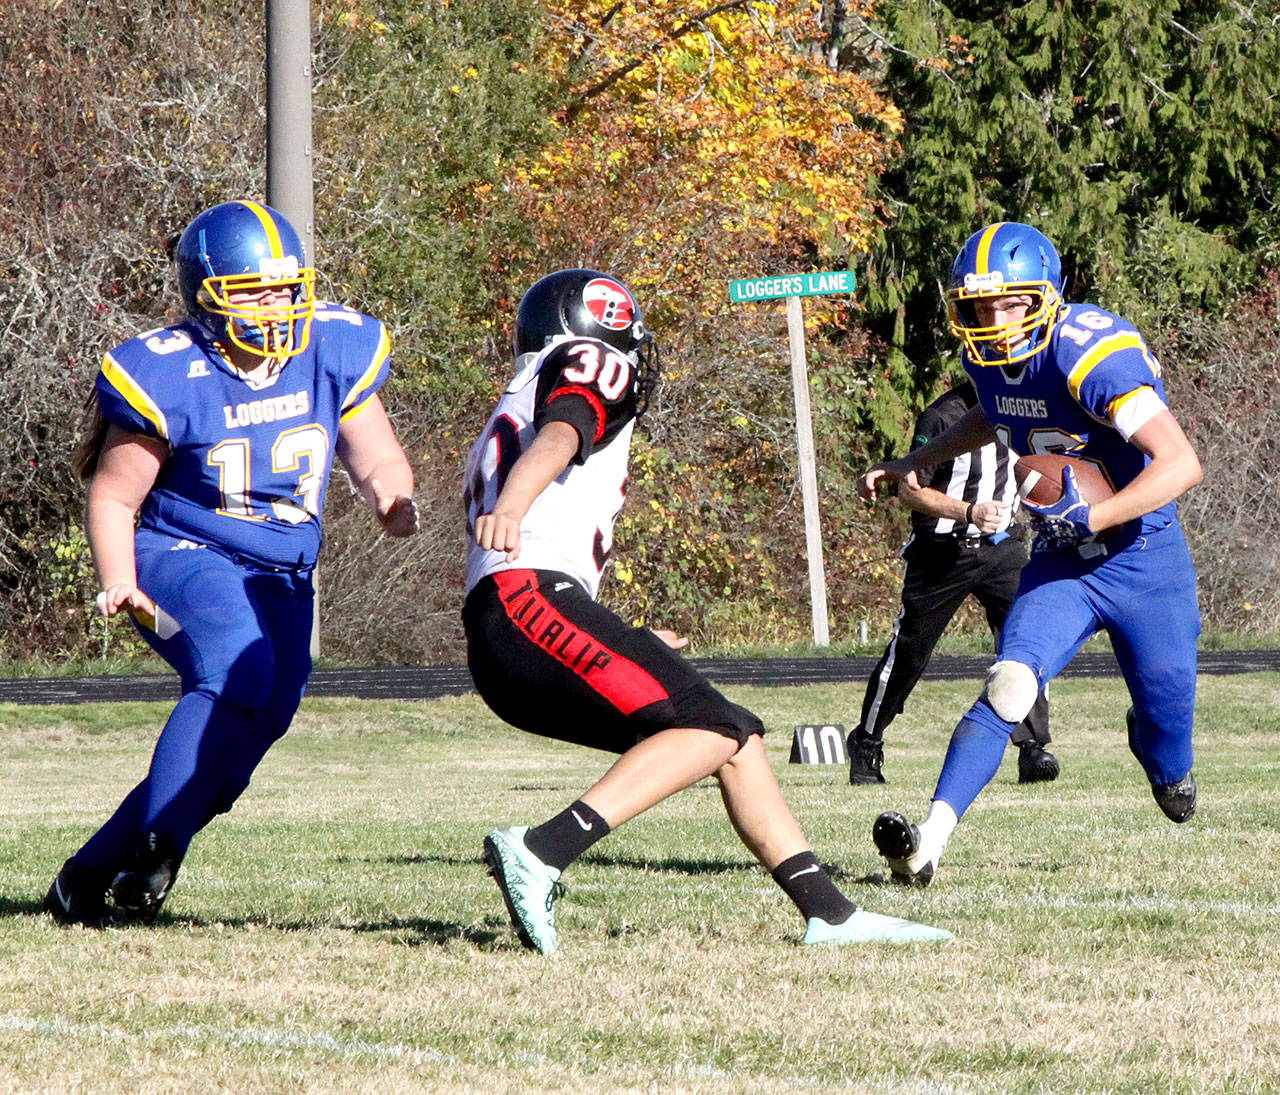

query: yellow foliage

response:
[508,0,900,310]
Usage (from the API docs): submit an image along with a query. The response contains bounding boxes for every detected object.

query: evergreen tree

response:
[854,0,1280,430]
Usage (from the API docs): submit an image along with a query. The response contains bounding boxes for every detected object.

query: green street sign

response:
[728,269,856,303]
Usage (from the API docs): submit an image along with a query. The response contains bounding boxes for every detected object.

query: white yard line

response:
[0,1011,972,1091]
[0,1011,449,1064]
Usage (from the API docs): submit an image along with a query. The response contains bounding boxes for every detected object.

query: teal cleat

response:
[483,826,563,954]
[802,909,953,945]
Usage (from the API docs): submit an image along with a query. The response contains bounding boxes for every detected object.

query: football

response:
[1014,453,1115,506]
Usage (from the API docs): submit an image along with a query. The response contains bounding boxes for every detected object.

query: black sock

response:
[771,851,856,924]
[524,800,610,872]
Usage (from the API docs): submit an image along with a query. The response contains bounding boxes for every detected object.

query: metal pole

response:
[785,295,830,647]
[266,0,319,656]
[266,0,315,264]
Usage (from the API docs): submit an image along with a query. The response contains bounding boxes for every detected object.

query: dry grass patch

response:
[0,676,1277,1093]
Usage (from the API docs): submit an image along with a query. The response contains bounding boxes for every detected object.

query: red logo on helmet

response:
[582,278,635,331]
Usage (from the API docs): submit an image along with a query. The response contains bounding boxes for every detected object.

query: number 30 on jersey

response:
[563,343,631,400]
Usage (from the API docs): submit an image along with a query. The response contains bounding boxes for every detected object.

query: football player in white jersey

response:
[465,269,951,952]
[44,201,417,927]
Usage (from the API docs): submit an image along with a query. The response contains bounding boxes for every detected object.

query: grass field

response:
[1,674,1278,1094]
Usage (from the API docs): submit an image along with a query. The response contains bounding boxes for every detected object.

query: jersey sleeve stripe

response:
[340,325,391,416]
[339,396,376,424]
[1109,386,1168,440]
[238,201,285,257]
[100,353,169,440]
[1065,332,1146,402]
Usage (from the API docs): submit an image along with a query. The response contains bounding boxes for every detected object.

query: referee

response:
[848,380,1057,786]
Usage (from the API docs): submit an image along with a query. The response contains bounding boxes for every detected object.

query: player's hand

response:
[377,495,419,537]
[369,478,419,537]
[1022,466,1095,547]
[968,500,1009,534]
[860,458,920,501]
[95,583,157,620]
[474,512,523,562]
[650,628,689,651]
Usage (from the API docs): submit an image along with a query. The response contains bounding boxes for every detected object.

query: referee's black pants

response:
[855,533,1050,747]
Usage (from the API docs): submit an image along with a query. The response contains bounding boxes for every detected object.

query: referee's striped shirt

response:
[910,380,1018,537]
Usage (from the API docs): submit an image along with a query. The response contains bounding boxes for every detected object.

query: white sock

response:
[917,800,959,853]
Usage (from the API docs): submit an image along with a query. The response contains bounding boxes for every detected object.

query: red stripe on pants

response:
[493,570,669,715]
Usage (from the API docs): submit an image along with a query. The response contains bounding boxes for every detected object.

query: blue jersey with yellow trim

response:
[964,301,1176,533]
[96,301,390,568]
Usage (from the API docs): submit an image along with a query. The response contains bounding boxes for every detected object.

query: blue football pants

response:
[75,534,313,872]
[934,522,1200,816]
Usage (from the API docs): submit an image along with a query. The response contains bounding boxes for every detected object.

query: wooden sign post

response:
[727,271,856,647]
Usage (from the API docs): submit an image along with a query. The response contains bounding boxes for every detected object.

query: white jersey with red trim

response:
[463,337,637,599]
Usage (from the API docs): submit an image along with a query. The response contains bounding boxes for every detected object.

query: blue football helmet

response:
[175,201,317,359]
[946,222,1065,366]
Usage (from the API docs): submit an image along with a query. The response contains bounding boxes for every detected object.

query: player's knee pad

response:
[983,660,1039,724]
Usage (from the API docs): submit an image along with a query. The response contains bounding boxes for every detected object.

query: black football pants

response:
[855,534,1050,747]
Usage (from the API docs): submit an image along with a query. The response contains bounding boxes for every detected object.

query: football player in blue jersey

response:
[44,200,417,926]
[860,221,1203,886]
[467,269,951,950]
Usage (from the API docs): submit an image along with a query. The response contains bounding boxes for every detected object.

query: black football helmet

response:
[514,268,660,414]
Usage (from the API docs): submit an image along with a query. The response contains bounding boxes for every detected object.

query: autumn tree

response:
[501,1,907,642]
[511,1,900,308]
[0,0,554,664]
[16,0,1274,660]
[310,0,558,660]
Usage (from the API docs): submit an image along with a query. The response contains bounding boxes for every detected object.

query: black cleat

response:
[1151,772,1197,823]
[1127,708,1196,822]
[110,832,182,923]
[872,811,936,887]
[43,858,114,927]
[1017,740,1060,784]
[848,734,886,785]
